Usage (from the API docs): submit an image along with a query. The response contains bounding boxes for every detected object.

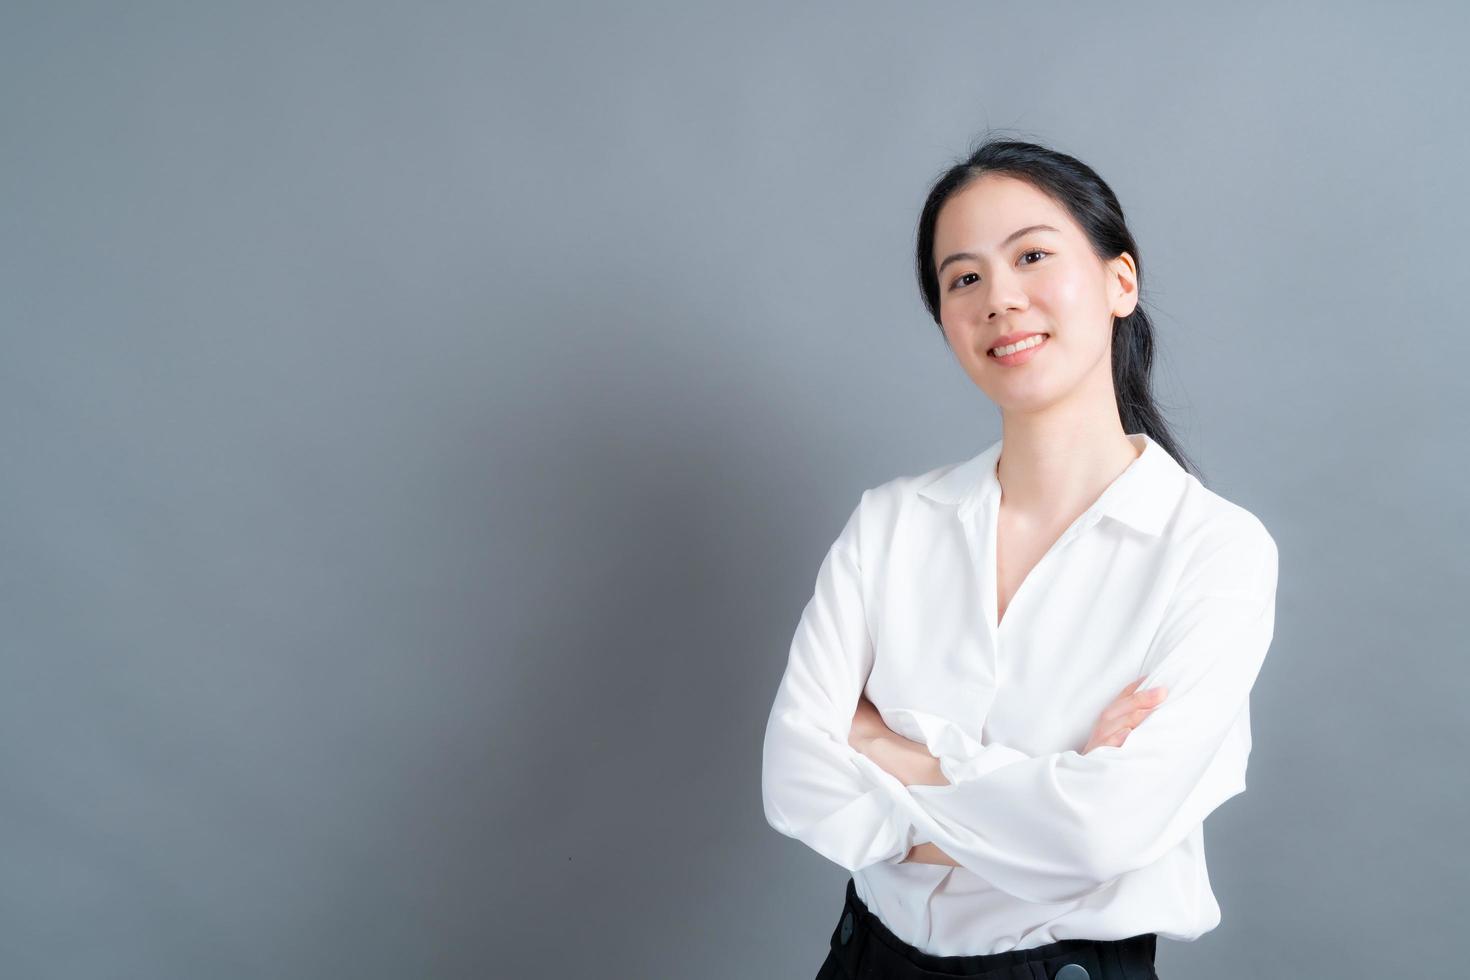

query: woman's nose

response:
[984,277,1028,319]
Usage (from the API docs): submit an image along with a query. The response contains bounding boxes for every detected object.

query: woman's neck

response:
[995,415,1141,525]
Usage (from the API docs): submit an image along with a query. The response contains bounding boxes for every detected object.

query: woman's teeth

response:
[989,334,1048,357]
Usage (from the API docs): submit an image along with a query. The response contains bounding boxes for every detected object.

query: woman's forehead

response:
[935,180,1075,253]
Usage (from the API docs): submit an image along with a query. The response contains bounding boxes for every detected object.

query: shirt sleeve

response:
[761,497,921,872]
[879,525,1280,904]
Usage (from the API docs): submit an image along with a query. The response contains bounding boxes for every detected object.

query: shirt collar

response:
[915,431,1185,536]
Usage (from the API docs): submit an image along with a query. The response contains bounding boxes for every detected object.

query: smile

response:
[988,333,1050,364]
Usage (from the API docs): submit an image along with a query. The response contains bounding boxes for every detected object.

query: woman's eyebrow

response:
[936,224,1061,275]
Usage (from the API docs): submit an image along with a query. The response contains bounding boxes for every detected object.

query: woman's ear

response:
[1109,252,1140,318]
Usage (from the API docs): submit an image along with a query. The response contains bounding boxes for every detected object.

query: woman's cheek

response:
[1034,273,1079,311]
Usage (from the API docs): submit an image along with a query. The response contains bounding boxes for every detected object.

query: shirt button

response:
[1055,964,1089,980]
[839,911,854,945]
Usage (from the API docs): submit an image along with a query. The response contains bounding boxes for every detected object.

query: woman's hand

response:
[1083,676,1168,755]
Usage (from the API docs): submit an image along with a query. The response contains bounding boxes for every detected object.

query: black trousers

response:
[816,878,1160,980]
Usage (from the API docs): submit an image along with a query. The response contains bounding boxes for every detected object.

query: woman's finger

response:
[1084,724,1132,755]
[1097,686,1168,727]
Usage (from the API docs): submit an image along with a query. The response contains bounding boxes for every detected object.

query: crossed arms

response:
[760,506,1279,904]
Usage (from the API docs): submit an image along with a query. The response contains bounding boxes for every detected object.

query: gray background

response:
[3,2,1465,977]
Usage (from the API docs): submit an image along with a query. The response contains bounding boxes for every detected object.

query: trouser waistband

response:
[829,877,1157,979]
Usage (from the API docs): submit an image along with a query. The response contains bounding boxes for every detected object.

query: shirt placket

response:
[960,493,1108,695]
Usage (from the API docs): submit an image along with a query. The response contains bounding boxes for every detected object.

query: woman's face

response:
[933,174,1138,415]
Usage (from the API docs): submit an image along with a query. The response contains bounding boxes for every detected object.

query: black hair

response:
[914,134,1201,479]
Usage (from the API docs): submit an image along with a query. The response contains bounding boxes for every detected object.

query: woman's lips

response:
[988,333,1049,366]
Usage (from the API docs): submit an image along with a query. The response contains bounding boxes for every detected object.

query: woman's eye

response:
[949,252,1047,290]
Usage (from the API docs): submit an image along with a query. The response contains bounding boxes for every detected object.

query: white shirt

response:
[761,432,1279,956]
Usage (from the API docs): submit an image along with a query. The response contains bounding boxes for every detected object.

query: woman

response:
[761,138,1279,980]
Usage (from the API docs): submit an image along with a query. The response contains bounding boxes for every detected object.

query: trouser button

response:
[1055,964,1089,979]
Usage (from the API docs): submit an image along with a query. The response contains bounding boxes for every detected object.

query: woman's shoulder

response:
[867,458,968,500]
[832,456,981,561]
[1167,475,1279,599]
[1172,472,1275,545]
[850,456,972,520]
